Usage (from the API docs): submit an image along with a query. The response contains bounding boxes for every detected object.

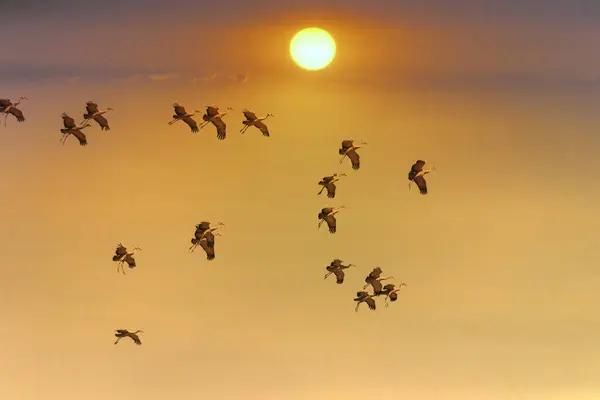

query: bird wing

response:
[321,176,334,184]
[124,254,136,268]
[321,207,334,215]
[325,182,336,198]
[382,284,395,292]
[8,107,24,122]
[341,139,353,149]
[243,110,257,120]
[356,291,368,298]
[115,245,127,257]
[368,267,382,279]
[333,269,345,284]
[197,221,211,231]
[129,333,142,345]
[411,160,425,173]
[389,292,398,302]
[69,129,88,146]
[203,230,216,247]
[253,120,270,137]
[331,259,343,268]
[115,329,128,335]
[413,175,428,195]
[182,116,199,133]
[346,149,360,170]
[365,297,376,310]
[0,99,11,108]
[371,279,383,293]
[86,102,99,115]
[62,113,76,129]
[93,114,110,130]
[206,106,219,117]
[324,215,337,233]
[199,239,215,260]
[173,104,187,116]
[211,117,227,140]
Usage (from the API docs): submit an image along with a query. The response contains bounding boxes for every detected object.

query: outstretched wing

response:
[93,114,110,130]
[411,160,425,173]
[324,215,337,233]
[173,103,187,116]
[199,239,215,260]
[253,120,270,137]
[124,254,136,268]
[0,99,11,109]
[325,182,336,198]
[129,333,142,345]
[330,259,343,268]
[115,329,128,335]
[182,116,199,133]
[365,297,376,310]
[368,267,382,280]
[86,102,99,115]
[115,245,127,257]
[341,139,353,150]
[382,283,396,292]
[8,107,24,122]
[196,221,211,231]
[243,110,257,121]
[346,149,360,170]
[388,292,398,302]
[370,279,383,294]
[203,230,216,248]
[206,106,219,117]
[62,113,76,129]
[333,269,345,284]
[70,129,88,146]
[413,175,428,195]
[211,117,226,140]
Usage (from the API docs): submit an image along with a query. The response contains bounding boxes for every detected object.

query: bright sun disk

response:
[290,27,336,71]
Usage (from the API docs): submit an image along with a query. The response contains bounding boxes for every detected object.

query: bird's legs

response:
[324,271,332,280]
[240,125,250,134]
[384,296,390,308]
[114,337,121,345]
[60,132,70,145]
[168,118,182,125]
[355,302,361,313]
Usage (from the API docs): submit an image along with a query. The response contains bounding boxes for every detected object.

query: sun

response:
[290,27,336,71]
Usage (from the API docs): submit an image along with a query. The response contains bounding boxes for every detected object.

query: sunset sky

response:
[1,1,600,399]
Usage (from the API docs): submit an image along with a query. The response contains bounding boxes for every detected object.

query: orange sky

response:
[1,2,600,399]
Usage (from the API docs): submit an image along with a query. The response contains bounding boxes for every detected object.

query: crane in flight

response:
[324,258,355,284]
[363,267,395,294]
[354,291,377,312]
[240,109,274,137]
[60,113,92,146]
[0,96,27,126]
[199,106,233,140]
[318,206,345,234]
[82,101,113,130]
[376,283,407,307]
[112,243,142,274]
[408,160,436,195]
[168,103,201,133]
[339,139,367,170]
[114,329,143,345]
[190,221,225,260]
[317,173,346,198]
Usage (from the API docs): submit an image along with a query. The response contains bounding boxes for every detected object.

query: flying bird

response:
[114,329,143,345]
[112,243,142,274]
[376,283,407,307]
[60,113,92,146]
[0,96,27,126]
[408,160,436,195]
[189,221,225,260]
[168,103,201,133]
[354,291,377,312]
[82,101,113,130]
[339,139,367,170]
[324,258,355,284]
[199,106,233,140]
[317,173,346,198]
[318,206,345,234]
[240,109,274,137]
[363,267,396,294]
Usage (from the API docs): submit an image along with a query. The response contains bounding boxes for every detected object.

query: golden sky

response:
[1,2,600,399]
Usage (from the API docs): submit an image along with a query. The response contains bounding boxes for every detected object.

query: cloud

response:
[147,73,179,81]
[191,72,248,85]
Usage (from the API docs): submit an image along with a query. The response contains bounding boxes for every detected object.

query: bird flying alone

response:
[240,109,274,137]
[339,139,367,170]
[112,243,141,274]
[324,259,355,284]
[189,221,225,260]
[317,173,346,198]
[199,106,233,140]
[0,97,27,126]
[60,113,91,146]
[83,101,113,131]
[114,329,143,345]
[318,206,345,234]
[169,103,201,133]
[408,160,436,195]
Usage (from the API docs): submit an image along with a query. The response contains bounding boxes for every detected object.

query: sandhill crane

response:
[339,139,367,170]
[318,206,345,234]
[324,258,356,284]
[363,267,395,294]
[168,103,201,133]
[376,283,407,307]
[354,291,377,312]
[0,97,27,126]
[112,243,141,274]
[317,173,346,198]
[240,109,274,137]
[60,113,92,146]
[199,106,233,140]
[114,329,143,345]
[189,221,225,260]
[408,160,436,195]
[82,101,113,130]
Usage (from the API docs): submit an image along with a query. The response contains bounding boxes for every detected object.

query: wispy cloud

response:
[147,72,179,81]
[191,72,248,85]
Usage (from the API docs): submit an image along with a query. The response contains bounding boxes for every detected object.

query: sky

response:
[1,1,600,399]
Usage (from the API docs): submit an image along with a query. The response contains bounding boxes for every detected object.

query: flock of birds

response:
[1,95,437,346]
